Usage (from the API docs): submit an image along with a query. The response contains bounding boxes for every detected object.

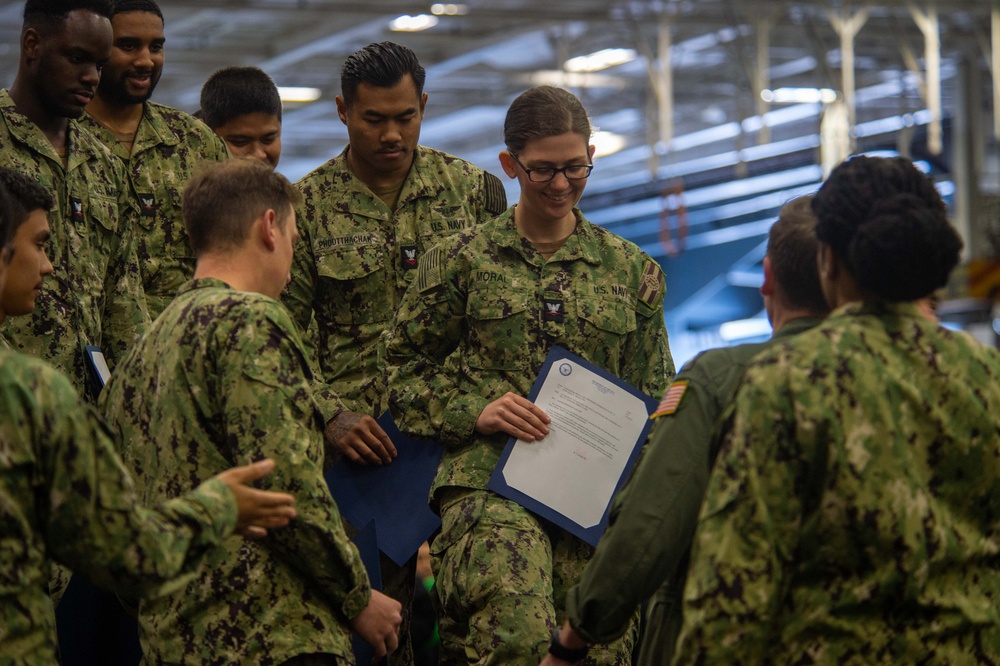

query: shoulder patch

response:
[637,259,665,309]
[482,172,508,217]
[650,380,688,419]
[416,246,444,292]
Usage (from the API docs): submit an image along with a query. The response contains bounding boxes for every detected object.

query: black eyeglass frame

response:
[508,153,594,182]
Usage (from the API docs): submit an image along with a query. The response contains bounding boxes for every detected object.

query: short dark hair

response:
[0,168,54,250]
[200,67,282,129]
[182,159,300,257]
[767,196,829,314]
[812,155,963,302]
[23,0,113,27]
[110,0,162,20]
[341,41,425,106]
[503,86,591,155]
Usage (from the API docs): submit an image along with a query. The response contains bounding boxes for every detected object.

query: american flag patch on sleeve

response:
[650,380,689,419]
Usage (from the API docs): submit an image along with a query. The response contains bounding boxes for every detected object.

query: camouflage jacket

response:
[387,206,674,504]
[80,102,229,318]
[0,89,150,397]
[283,145,507,420]
[565,317,822,663]
[101,278,370,664]
[0,348,237,664]
[676,302,1000,664]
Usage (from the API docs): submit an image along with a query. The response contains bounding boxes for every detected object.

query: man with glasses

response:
[282,41,507,666]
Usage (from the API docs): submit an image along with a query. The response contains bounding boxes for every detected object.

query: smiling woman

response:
[387,85,675,666]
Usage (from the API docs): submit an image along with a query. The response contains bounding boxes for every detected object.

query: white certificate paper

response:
[487,346,657,545]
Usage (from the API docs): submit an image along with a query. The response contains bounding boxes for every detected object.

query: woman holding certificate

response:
[387,86,672,665]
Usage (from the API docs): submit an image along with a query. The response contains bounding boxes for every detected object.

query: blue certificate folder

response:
[324,411,442,567]
[487,346,658,547]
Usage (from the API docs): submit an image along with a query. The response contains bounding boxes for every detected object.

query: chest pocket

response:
[465,287,532,370]
[571,296,636,371]
[315,242,390,326]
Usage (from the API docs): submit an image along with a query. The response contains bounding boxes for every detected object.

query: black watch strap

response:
[548,627,589,662]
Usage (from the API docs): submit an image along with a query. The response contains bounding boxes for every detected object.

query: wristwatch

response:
[548,627,589,662]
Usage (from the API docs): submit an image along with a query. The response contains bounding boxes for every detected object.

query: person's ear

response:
[335,96,348,126]
[259,209,278,251]
[499,151,517,179]
[22,28,42,62]
[761,256,775,297]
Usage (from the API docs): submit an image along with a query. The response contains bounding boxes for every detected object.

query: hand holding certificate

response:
[487,346,657,546]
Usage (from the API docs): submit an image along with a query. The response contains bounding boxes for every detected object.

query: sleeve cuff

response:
[439,393,490,446]
[183,477,238,543]
[342,581,373,620]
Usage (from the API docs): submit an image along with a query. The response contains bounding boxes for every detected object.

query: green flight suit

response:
[564,317,821,664]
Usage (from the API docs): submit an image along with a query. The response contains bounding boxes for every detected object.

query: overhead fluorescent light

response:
[431,3,469,15]
[565,48,637,73]
[390,14,439,31]
[761,87,838,104]
[719,317,772,342]
[591,131,626,158]
[277,87,321,103]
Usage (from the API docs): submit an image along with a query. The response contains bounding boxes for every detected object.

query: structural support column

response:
[828,7,870,153]
[655,17,673,149]
[638,16,673,176]
[909,1,942,155]
[993,0,1000,139]
[753,17,772,145]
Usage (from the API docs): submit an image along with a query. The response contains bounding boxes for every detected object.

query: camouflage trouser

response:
[431,489,636,666]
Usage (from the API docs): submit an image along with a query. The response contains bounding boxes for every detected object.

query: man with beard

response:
[0,0,148,397]
[82,0,229,317]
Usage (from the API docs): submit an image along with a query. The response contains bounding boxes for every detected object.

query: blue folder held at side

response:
[324,411,443,567]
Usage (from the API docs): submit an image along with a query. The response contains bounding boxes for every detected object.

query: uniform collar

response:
[831,300,924,320]
[177,277,232,296]
[337,144,435,207]
[773,316,824,340]
[488,206,603,266]
[0,89,106,171]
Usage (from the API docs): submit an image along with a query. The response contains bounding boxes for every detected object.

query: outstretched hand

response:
[215,459,296,539]
[475,392,551,442]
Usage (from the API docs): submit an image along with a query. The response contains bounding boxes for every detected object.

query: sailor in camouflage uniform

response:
[80,0,229,318]
[387,87,672,666]
[282,42,506,666]
[0,0,149,398]
[675,156,1000,664]
[0,164,297,664]
[542,197,830,666]
[101,159,402,665]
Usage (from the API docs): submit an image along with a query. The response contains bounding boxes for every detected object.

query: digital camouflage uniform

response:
[284,144,507,421]
[675,302,1000,665]
[0,347,238,664]
[283,144,506,666]
[100,278,370,665]
[564,317,822,665]
[81,102,230,318]
[387,207,673,666]
[0,89,149,398]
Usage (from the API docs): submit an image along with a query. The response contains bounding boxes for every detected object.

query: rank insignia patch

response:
[402,245,418,270]
[637,260,664,308]
[543,298,565,323]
